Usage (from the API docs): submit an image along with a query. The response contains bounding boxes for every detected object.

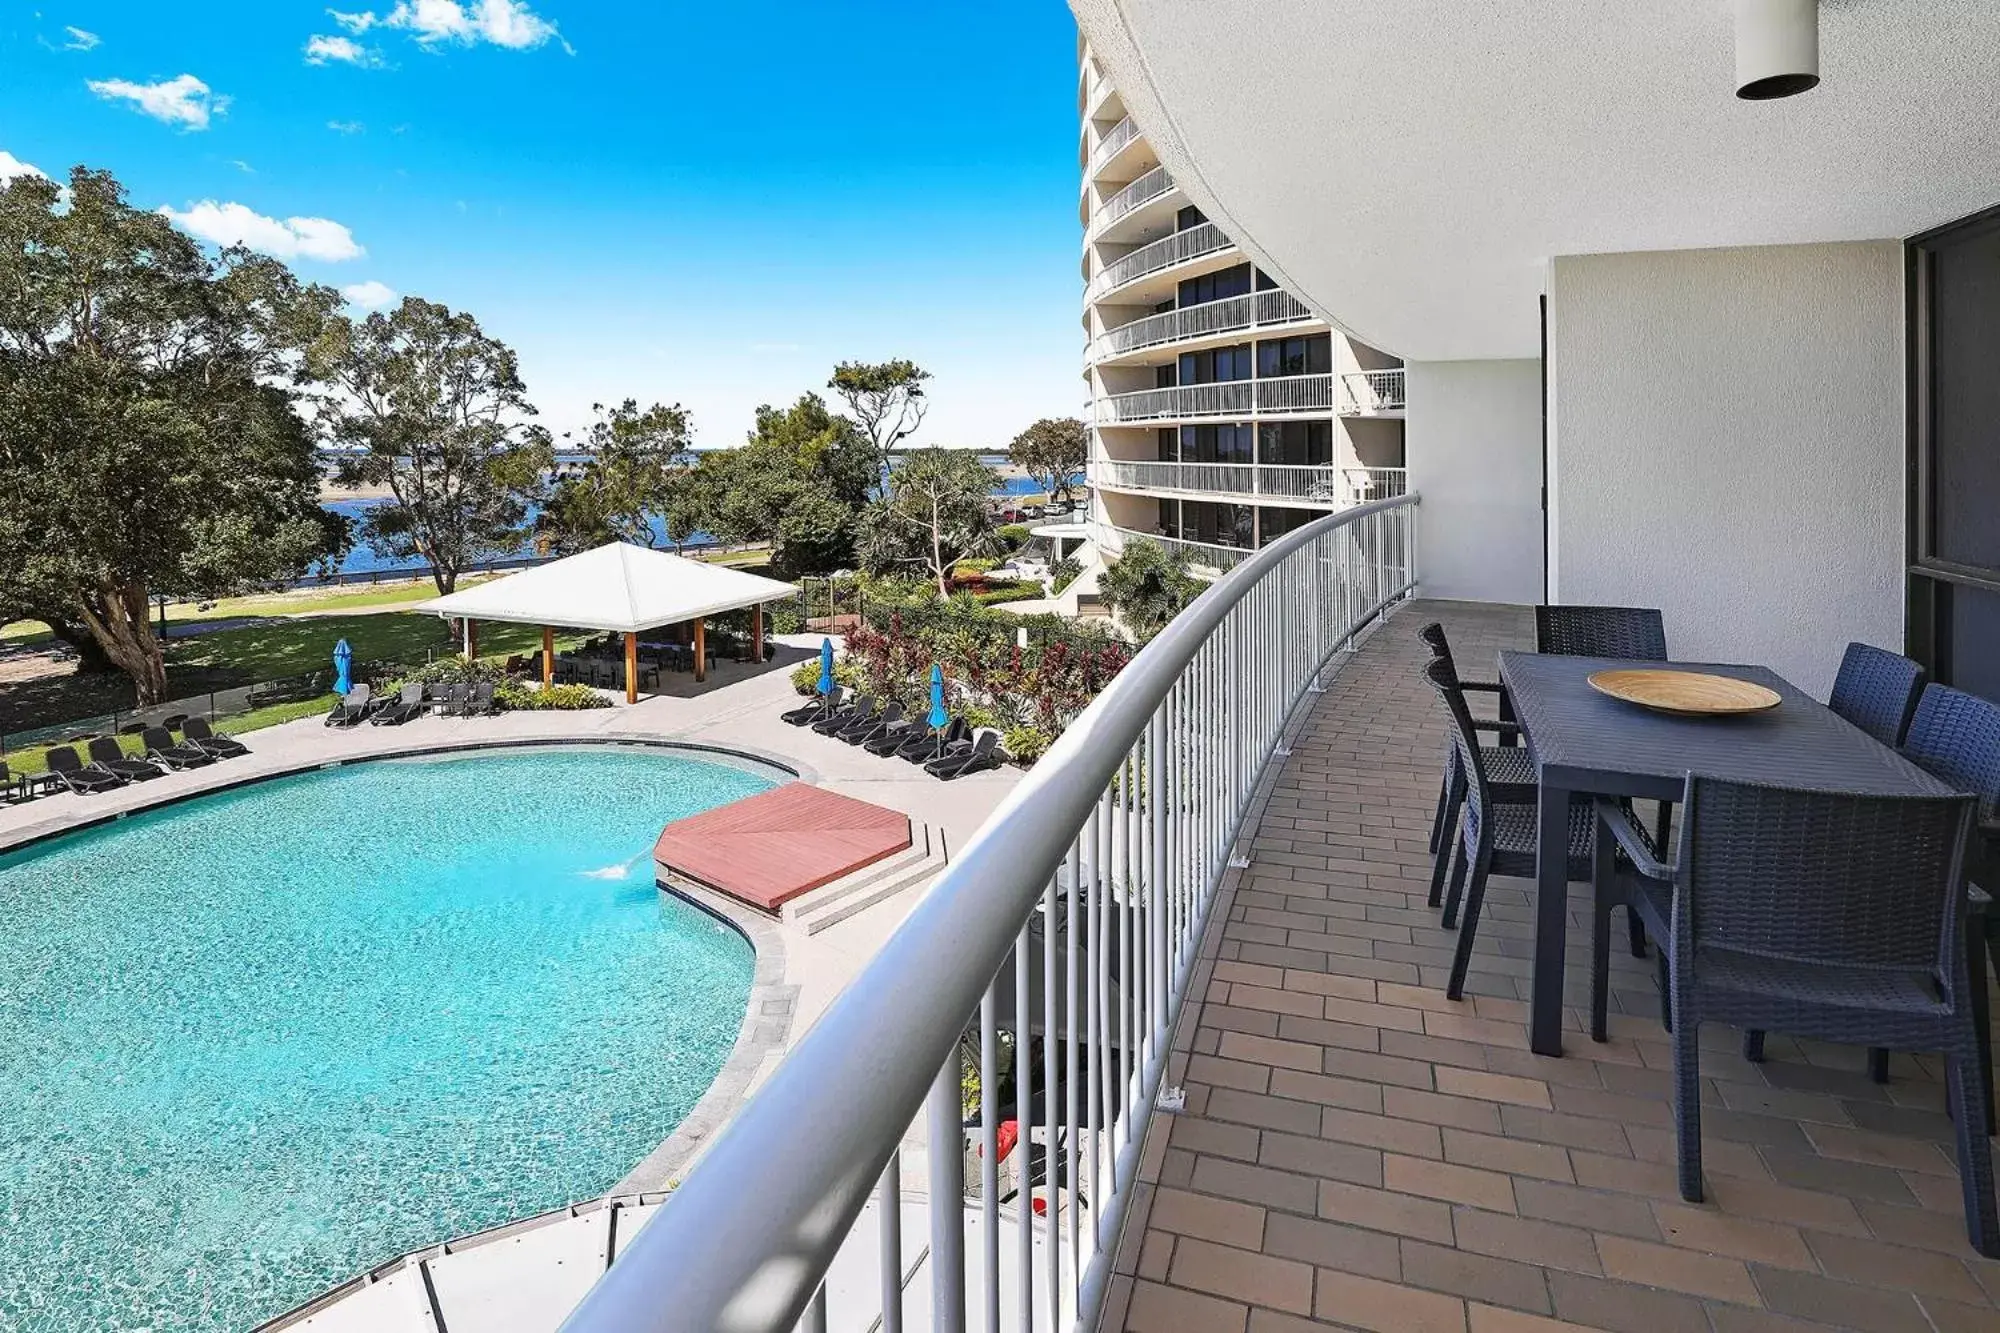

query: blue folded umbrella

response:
[333,638,353,696]
[928,663,948,730]
[818,638,835,696]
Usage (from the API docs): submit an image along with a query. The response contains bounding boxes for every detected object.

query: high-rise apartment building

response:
[1078,42,1406,575]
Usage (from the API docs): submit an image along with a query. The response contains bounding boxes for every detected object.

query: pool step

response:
[784,827,947,936]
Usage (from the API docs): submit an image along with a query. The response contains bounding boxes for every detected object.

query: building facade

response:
[1078,42,1406,575]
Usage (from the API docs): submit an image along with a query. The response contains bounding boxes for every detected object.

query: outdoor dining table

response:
[1496,650,1956,1057]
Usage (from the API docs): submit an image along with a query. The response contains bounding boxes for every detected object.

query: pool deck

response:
[654,781,914,912]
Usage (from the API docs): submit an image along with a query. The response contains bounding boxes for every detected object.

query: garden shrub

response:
[996,524,1031,552]
[1002,725,1052,766]
[493,681,613,711]
[788,657,863,696]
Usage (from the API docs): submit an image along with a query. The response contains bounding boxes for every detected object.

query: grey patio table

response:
[1496,651,1955,1057]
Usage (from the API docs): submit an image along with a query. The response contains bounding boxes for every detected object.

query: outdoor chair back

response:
[1829,641,1927,748]
[1534,605,1667,660]
[1903,685,2000,820]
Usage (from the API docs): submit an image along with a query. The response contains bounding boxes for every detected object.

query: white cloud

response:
[327,119,366,134]
[87,74,226,131]
[62,26,99,50]
[160,201,364,262]
[341,280,397,310]
[333,0,568,53]
[304,34,383,67]
[0,151,50,185]
[229,159,255,174]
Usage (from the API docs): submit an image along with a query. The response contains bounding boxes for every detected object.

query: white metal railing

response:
[1086,115,1141,178]
[1090,165,1171,235]
[1337,367,1407,415]
[1088,289,1313,363]
[1086,222,1232,300]
[562,495,1420,1333]
[1094,373,1334,424]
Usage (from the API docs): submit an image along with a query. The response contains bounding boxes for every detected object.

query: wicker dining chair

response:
[1418,622,1528,859]
[1423,658,1604,999]
[1828,641,1927,747]
[1588,778,1994,1255]
[1534,605,1667,661]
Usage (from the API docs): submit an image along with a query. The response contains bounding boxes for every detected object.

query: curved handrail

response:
[564,495,1421,1333]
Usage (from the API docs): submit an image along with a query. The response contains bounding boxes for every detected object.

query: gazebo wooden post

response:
[542,626,554,687]
[624,631,639,704]
[465,619,478,661]
[751,602,764,664]
[693,618,707,683]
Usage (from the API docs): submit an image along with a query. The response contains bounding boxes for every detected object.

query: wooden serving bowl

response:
[1586,668,1781,717]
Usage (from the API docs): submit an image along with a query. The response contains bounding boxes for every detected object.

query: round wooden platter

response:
[1586,668,1782,717]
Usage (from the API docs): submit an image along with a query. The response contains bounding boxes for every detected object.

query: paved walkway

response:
[1102,601,2000,1333]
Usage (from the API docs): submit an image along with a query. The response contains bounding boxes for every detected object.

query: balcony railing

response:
[1088,289,1313,363]
[1094,372,1333,424]
[1337,367,1407,415]
[1090,164,1172,235]
[1089,459,1408,508]
[1086,221,1232,300]
[1086,114,1141,178]
[564,494,1419,1333]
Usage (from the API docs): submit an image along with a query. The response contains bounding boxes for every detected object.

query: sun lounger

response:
[87,736,166,782]
[826,696,888,741]
[462,681,496,717]
[813,693,874,736]
[44,746,124,794]
[925,729,1001,780]
[845,701,903,747]
[439,682,471,717]
[897,717,968,764]
[181,717,250,759]
[325,683,374,727]
[142,726,214,770]
[782,684,843,727]
[371,683,428,726]
[863,709,919,756]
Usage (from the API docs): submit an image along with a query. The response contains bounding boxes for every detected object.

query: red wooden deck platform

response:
[652,782,911,913]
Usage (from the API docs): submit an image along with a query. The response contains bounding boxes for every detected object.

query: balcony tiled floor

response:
[1101,600,2000,1333]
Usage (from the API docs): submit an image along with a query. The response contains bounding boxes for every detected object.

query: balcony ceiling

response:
[1070,0,2000,361]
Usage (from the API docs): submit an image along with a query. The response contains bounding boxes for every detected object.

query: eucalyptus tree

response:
[308,297,553,596]
[828,358,930,484]
[1008,416,1088,508]
[538,399,696,552]
[0,166,343,704]
[687,393,876,577]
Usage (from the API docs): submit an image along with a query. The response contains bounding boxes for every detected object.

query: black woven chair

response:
[1589,779,1995,1255]
[1534,605,1667,661]
[1828,641,1926,747]
[1902,683,2000,1130]
[1417,628,1536,911]
[1423,658,1607,1000]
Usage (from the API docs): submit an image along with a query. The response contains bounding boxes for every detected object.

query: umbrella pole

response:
[625,631,639,704]
[542,626,553,687]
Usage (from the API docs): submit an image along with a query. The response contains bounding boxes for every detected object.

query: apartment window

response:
[1155,363,1177,388]
[1182,500,1253,548]
[1254,269,1280,291]
[1177,263,1252,308]
[1258,420,1333,466]
[1178,344,1252,384]
[1255,332,1331,378]
[1178,423,1254,465]
[1158,498,1182,539]
[1156,428,1178,462]
[1259,507,1320,543]
[1176,204,1207,231]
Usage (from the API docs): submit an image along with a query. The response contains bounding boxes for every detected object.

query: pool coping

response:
[0,732,814,857]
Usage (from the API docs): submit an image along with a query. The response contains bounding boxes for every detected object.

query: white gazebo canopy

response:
[415,542,798,696]
[417,541,797,633]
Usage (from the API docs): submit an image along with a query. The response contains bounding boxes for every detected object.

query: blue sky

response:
[0,2,1084,449]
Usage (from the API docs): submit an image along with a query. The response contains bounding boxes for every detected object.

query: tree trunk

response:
[42,612,118,674]
[75,579,169,705]
[931,496,949,599]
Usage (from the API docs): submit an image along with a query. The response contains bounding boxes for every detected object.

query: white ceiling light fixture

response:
[1735,0,1820,100]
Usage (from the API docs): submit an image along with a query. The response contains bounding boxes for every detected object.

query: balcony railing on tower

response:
[1090,165,1172,236]
[1336,367,1407,415]
[1086,221,1233,300]
[1094,372,1334,424]
[1087,290,1314,363]
[562,495,1421,1333]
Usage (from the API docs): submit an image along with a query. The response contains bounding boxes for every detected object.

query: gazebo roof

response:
[415,542,798,634]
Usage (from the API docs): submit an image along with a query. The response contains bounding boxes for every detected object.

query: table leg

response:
[1531,780,1572,1057]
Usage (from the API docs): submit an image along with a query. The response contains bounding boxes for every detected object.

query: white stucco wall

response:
[1405,359,1544,605]
[1547,242,1904,697]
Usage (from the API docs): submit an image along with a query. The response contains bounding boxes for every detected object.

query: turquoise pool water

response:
[0,747,773,1332]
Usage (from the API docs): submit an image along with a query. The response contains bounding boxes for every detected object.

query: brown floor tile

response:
[1168,1237,1315,1316]
[1126,1278,1249,1333]
[1315,1268,1467,1333]
[1261,1211,1402,1281]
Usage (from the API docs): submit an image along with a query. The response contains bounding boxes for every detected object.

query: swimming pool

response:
[0,746,775,1332]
